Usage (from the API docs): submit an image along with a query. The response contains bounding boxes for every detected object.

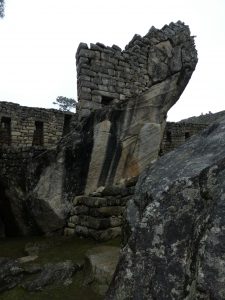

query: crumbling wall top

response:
[76,21,197,117]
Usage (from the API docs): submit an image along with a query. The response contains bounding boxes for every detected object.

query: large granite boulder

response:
[106,119,225,299]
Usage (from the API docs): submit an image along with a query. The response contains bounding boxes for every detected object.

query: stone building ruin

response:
[76,21,197,117]
[0,21,209,240]
[0,101,75,148]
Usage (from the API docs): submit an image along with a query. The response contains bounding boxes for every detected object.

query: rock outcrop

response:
[76,21,198,193]
[0,21,198,237]
[106,119,225,299]
[0,257,79,293]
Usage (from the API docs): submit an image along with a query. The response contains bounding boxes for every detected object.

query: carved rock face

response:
[77,21,198,193]
[0,22,198,236]
[106,120,225,300]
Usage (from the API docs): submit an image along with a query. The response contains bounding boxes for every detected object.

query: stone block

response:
[75,225,89,237]
[90,43,103,51]
[69,215,79,223]
[92,90,119,99]
[92,95,102,103]
[72,205,89,215]
[80,80,97,89]
[78,90,91,100]
[89,206,124,218]
[77,57,89,65]
[77,75,91,82]
[64,227,75,236]
[80,68,96,77]
[90,227,121,241]
[78,49,97,59]
[112,44,122,51]
[98,85,110,92]
[108,69,116,76]
[110,216,123,227]
[77,215,110,230]
[81,87,91,93]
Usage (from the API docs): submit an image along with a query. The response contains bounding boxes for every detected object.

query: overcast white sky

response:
[0,0,225,121]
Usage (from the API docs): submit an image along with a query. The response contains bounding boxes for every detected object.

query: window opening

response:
[185,132,190,140]
[101,96,114,106]
[32,121,44,146]
[166,131,172,143]
[0,117,11,146]
[63,114,72,136]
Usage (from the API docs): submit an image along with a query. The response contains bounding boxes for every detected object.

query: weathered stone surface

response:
[75,225,121,241]
[77,21,197,115]
[106,119,225,299]
[75,22,198,193]
[0,257,24,292]
[160,121,208,155]
[17,255,38,264]
[27,151,67,234]
[84,246,120,295]
[22,260,78,291]
[0,22,198,239]
[85,120,112,194]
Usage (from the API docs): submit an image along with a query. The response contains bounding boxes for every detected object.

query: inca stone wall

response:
[65,182,136,241]
[76,21,198,193]
[160,122,207,155]
[76,21,197,117]
[0,21,199,239]
[0,101,74,148]
[0,102,75,237]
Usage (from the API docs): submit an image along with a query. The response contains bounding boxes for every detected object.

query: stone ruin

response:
[1,21,225,300]
[0,21,203,240]
[0,101,75,148]
[76,21,198,193]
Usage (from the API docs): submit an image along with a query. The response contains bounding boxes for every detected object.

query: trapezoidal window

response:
[63,114,72,136]
[166,131,172,143]
[32,121,44,146]
[101,96,114,106]
[0,117,11,146]
[185,132,190,140]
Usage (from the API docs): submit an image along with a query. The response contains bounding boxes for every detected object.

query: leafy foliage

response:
[0,0,5,18]
[53,96,77,112]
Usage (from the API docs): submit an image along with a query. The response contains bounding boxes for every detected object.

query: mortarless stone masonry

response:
[0,21,200,239]
[0,101,75,148]
[76,21,197,117]
[160,122,208,155]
